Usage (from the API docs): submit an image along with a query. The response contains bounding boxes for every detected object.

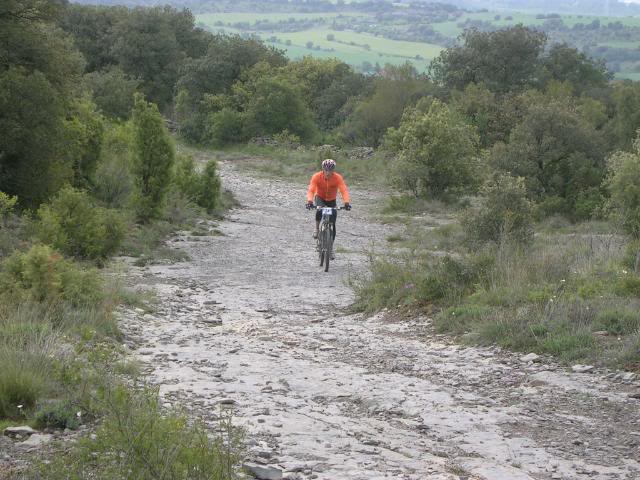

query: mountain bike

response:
[314,206,347,272]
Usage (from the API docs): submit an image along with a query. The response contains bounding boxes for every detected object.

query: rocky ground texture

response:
[118,160,640,480]
[4,158,639,480]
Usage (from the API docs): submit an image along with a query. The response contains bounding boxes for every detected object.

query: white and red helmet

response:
[322,158,336,171]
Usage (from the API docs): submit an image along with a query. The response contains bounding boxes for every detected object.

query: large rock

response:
[19,433,53,448]
[244,462,283,480]
[520,353,540,363]
[4,426,36,438]
[572,364,595,373]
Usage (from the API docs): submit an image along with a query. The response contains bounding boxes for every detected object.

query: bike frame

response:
[312,206,346,272]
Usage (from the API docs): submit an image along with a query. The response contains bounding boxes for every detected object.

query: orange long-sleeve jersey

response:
[306,171,351,203]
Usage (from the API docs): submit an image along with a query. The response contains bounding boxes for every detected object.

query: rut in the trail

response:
[121,159,640,480]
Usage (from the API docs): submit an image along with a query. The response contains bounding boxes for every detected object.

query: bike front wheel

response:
[323,226,333,272]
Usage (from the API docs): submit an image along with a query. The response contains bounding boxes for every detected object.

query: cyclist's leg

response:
[314,196,326,238]
[325,200,337,241]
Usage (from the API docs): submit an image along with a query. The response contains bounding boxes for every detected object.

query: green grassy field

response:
[265,42,431,72]
[197,12,369,25]
[196,10,638,78]
[197,15,440,71]
[432,11,640,38]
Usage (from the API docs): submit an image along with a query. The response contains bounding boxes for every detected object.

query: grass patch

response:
[355,211,640,369]
[215,143,390,186]
[36,384,243,480]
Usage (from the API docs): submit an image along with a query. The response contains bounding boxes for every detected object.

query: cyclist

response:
[306,159,351,241]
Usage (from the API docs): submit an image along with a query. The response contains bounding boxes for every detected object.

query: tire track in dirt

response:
[121,158,640,480]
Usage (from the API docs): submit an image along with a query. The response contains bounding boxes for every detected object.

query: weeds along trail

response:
[120,158,640,480]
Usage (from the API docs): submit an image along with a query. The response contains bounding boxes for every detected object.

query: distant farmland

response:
[196,7,640,77]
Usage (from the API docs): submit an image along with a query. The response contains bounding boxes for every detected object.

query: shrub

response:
[35,400,80,430]
[131,94,175,223]
[352,252,493,312]
[173,156,222,214]
[385,98,480,199]
[41,385,243,479]
[199,160,222,213]
[606,136,640,239]
[594,308,640,335]
[243,77,317,142]
[573,188,606,221]
[616,332,640,369]
[463,174,534,247]
[0,311,57,418]
[0,356,46,418]
[93,123,135,208]
[606,137,640,272]
[0,191,20,257]
[615,274,640,297]
[208,108,245,146]
[0,191,17,221]
[84,67,139,120]
[173,154,201,201]
[0,244,104,307]
[435,304,493,334]
[37,186,125,260]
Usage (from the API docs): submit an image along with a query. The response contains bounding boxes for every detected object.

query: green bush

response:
[0,312,56,418]
[199,160,222,213]
[0,191,20,258]
[173,154,201,200]
[353,252,493,312]
[533,195,569,220]
[606,137,640,238]
[208,108,245,146]
[615,275,640,298]
[93,123,135,208]
[0,356,46,418]
[594,308,640,335]
[351,257,417,313]
[463,174,533,247]
[573,188,606,221]
[385,98,480,199]
[37,186,125,260]
[0,244,104,307]
[435,304,493,334]
[35,400,80,430]
[41,385,242,479]
[616,332,640,368]
[173,155,222,214]
[0,191,17,221]
[132,94,175,223]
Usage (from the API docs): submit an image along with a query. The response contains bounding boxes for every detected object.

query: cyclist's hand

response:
[344,203,352,211]
[306,201,314,210]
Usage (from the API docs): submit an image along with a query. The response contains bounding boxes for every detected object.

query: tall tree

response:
[606,135,640,272]
[175,34,286,142]
[131,95,175,222]
[0,0,87,207]
[110,8,185,110]
[491,99,606,217]
[430,26,547,93]
[340,63,433,147]
[541,44,611,94]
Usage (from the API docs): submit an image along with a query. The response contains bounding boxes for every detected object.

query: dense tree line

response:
[3,0,640,228]
[1,1,221,218]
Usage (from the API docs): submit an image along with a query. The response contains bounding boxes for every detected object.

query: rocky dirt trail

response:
[120,158,640,480]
